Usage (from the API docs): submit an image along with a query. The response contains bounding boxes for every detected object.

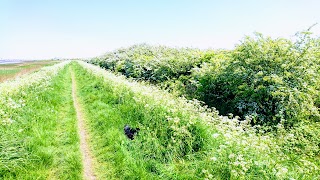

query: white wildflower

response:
[224,133,232,139]
[202,169,208,174]
[210,157,217,161]
[212,133,220,138]
[229,153,235,159]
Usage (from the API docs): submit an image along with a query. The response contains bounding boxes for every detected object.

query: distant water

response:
[0,60,23,65]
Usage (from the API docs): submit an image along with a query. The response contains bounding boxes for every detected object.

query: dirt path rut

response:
[71,71,96,180]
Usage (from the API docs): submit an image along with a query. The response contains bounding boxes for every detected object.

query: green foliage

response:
[277,122,320,158]
[192,32,320,127]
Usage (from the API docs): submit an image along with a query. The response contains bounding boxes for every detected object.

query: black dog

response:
[124,125,140,140]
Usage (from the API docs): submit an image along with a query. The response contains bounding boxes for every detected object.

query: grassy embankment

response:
[0,62,82,179]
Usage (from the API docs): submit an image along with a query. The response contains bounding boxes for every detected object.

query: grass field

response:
[0,61,319,179]
[0,60,60,82]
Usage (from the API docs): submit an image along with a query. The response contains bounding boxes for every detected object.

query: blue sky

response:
[0,0,319,59]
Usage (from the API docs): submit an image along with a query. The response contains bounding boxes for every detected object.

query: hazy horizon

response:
[1,0,320,59]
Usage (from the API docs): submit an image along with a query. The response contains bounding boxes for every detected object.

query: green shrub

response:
[193,32,320,127]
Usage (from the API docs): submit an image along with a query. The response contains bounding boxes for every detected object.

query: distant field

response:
[0,60,60,82]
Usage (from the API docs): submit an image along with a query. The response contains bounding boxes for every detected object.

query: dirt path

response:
[71,71,96,180]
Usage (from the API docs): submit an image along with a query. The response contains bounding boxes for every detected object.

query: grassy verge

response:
[74,61,319,179]
[0,63,82,179]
